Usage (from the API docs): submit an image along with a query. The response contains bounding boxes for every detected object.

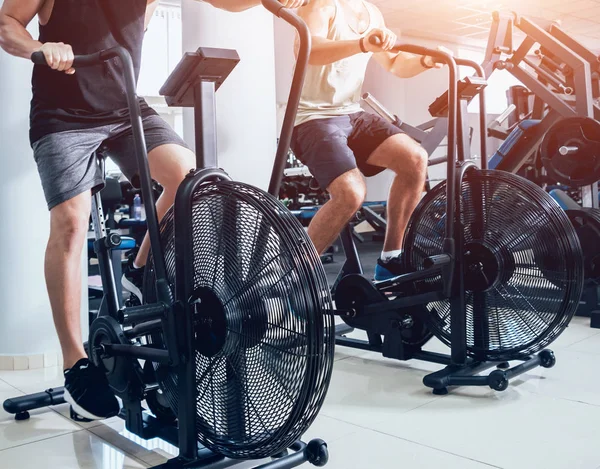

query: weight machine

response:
[480,11,600,327]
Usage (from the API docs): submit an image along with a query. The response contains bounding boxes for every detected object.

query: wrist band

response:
[359,37,368,54]
[421,55,434,69]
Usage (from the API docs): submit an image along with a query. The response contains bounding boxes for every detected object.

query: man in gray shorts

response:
[0,0,303,421]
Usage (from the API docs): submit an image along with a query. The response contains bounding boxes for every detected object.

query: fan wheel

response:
[143,180,335,459]
[404,169,583,361]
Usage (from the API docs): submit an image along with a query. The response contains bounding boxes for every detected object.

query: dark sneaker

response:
[374,255,407,282]
[63,358,120,421]
[122,255,145,305]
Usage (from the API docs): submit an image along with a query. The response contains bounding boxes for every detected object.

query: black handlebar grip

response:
[30,51,47,65]
[31,50,106,68]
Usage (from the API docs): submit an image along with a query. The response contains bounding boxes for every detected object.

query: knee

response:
[391,144,428,182]
[151,146,195,195]
[49,208,89,252]
[160,165,192,196]
[331,180,366,214]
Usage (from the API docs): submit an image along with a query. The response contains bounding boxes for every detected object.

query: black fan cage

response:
[144,180,335,460]
[404,169,583,361]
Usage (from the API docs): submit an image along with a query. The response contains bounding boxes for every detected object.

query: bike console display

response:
[159,47,240,107]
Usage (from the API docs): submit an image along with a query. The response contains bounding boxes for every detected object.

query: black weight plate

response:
[540,117,600,187]
[89,316,144,398]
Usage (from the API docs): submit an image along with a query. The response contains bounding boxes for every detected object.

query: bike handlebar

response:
[31,47,125,68]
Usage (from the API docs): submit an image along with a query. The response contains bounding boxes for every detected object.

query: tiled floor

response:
[1,316,600,469]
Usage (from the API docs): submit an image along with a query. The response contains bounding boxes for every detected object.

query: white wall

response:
[182,0,278,190]
[0,17,87,358]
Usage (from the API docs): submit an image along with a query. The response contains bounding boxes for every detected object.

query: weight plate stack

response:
[143,180,335,459]
[404,169,584,361]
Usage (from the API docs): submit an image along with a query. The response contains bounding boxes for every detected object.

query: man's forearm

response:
[390,52,431,78]
[202,0,262,12]
[0,14,41,59]
[309,37,362,66]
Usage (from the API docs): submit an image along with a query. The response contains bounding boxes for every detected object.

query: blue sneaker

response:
[374,255,407,282]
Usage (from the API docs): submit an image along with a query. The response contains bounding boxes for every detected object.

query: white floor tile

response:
[0,397,80,451]
[319,355,442,428]
[377,388,600,469]
[565,327,600,355]
[550,316,600,349]
[325,429,497,469]
[0,429,147,469]
[0,379,16,393]
[0,366,64,394]
[301,414,363,444]
[515,348,600,406]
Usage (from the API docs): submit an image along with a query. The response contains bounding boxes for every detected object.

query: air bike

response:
[302,36,584,395]
[3,1,335,468]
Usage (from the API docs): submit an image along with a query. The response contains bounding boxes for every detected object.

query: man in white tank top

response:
[290,0,447,281]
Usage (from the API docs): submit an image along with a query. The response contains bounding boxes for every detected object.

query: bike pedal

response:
[69,406,93,423]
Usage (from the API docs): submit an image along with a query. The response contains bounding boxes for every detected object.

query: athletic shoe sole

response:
[63,388,119,421]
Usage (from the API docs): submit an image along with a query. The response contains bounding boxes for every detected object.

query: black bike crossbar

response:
[118,303,168,325]
[102,343,172,364]
[124,319,164,339]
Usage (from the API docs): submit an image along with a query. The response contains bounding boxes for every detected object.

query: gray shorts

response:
[32,114,189,210]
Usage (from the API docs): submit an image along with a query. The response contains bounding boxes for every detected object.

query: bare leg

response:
[307,169,366,254]
[366,134,428,252]
[134,144,196,267]
[46,192,92,370]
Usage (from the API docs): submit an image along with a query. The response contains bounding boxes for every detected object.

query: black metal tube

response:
[103,47,171,296]
[3,388,65,414]
[266,0,312,197]
[173,167,232,460]
[383,43,458,241]
[103,344,171,364]
[253,441,314,469]
[453,59,488,169]
[523,56,568,91]
[123,319,163,339]
[118,303,167,325]
[504,355,541,379]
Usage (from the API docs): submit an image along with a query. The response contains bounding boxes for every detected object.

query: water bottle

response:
[132,194,142,221]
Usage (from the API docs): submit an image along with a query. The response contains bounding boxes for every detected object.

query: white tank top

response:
[295,0,376,126]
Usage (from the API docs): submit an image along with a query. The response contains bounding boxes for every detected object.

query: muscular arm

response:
[0,0,44,59]
[296,0,362,66]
